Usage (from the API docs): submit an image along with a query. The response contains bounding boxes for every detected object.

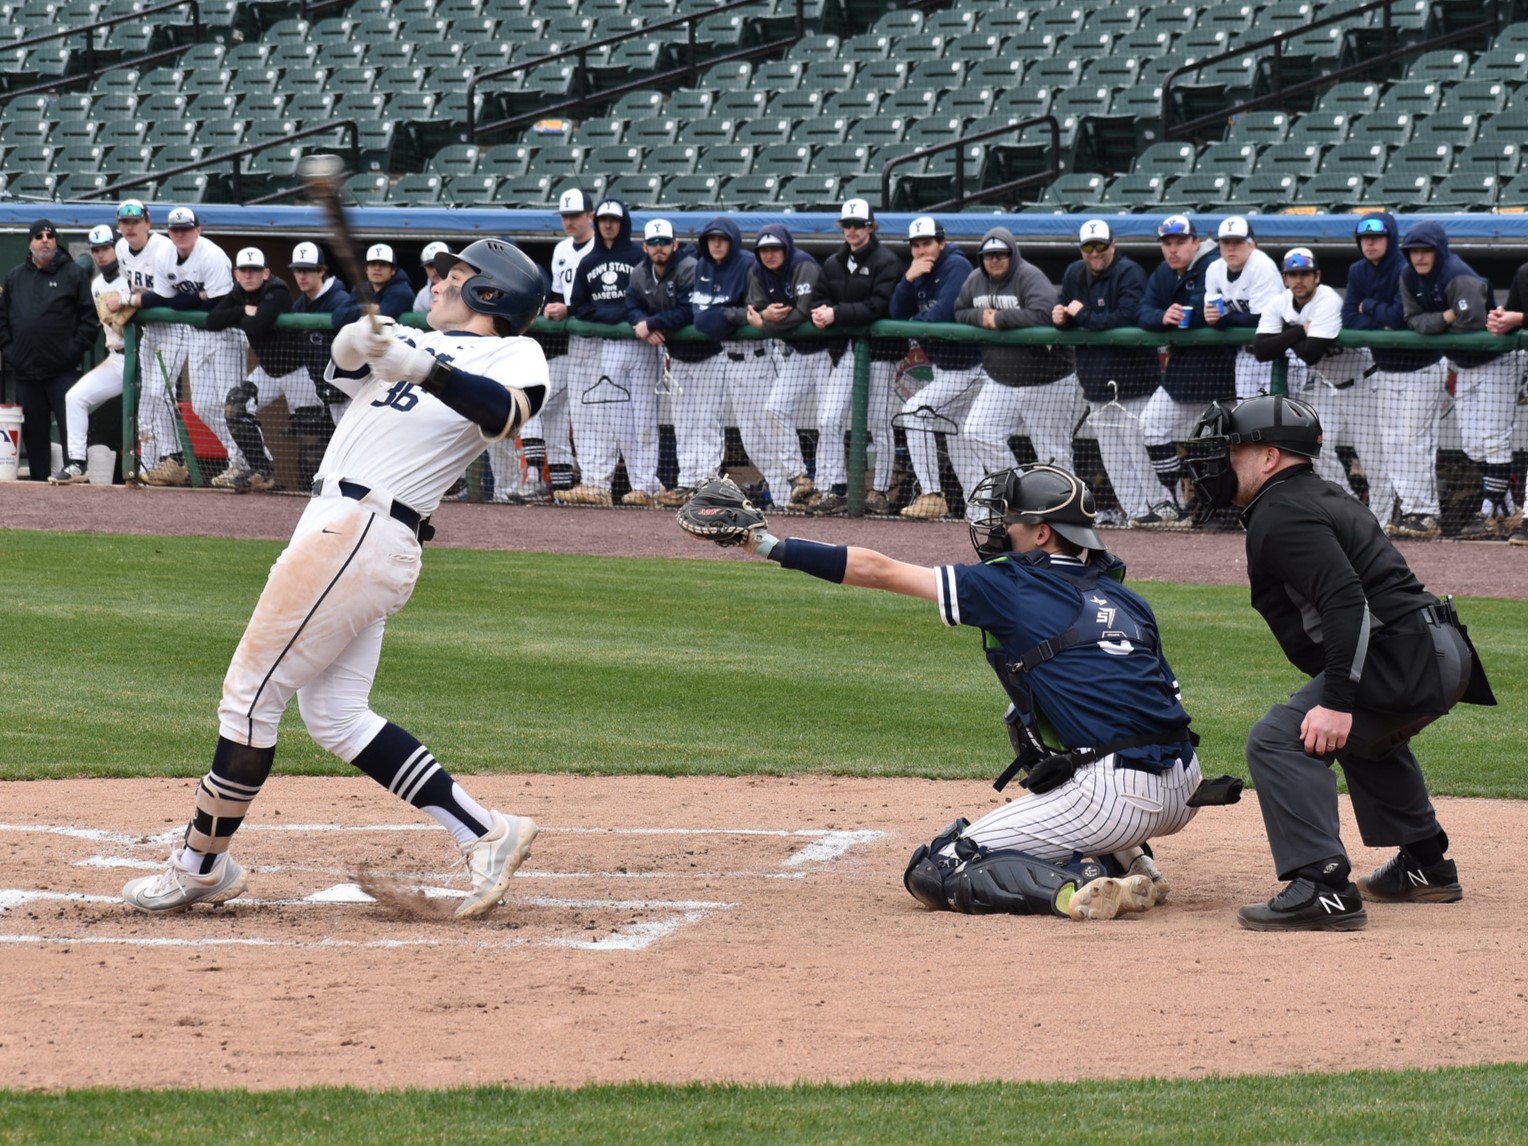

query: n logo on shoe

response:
[1317,892,1349,914]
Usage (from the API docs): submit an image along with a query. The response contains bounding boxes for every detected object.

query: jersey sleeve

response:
[934,563,1007,630]
[1255,294,1290,335]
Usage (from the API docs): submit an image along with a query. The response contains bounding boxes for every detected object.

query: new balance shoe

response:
[1237,878,1368,931]
[1358,850,1462,903]
[48,461,89,485]
[901,492,949,520]
[123,850,248,913]
[455,811,539,919]
[210,464,249,489]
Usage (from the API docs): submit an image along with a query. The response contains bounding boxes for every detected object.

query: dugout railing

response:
[117,312,1528,526]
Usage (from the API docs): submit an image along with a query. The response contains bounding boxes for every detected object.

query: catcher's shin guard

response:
[952,849,1078,917]
[903,817,971,911]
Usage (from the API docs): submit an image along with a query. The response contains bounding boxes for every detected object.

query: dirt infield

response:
[3,482,1526,1090]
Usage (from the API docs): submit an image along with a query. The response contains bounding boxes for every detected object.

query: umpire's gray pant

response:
[1244,623,1471,880]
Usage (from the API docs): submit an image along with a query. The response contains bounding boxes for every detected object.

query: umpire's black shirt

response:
[1240,464,1437,713]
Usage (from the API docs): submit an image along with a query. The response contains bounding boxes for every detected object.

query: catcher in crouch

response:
[678,466,1217,921]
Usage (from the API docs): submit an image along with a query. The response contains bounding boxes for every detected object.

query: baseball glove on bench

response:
[675,476,768,548]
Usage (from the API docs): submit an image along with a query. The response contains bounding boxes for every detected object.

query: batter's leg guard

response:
[952,850,1078,917]
[182,737,275,875]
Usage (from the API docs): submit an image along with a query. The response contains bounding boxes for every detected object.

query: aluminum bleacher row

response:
[0,0,1525,212]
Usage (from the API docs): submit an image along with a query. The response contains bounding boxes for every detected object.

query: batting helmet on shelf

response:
[433,238,545,335]
[968,463,1105,559]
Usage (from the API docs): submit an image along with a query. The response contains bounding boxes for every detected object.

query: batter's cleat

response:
[901,492,949,520]
[48,461,89,485]
[142,457,190,487]
[1386,513,1441,541]
[788,473,815,507]
[455,811,539,919]
[123,850,248,913]
[553,484,613,506]
[1236,878,1368,932]
[620,489,657,507]
[1358,851,1462,903]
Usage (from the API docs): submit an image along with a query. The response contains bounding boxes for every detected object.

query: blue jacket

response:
[1058,252,1158,402]
[1341,211,1440,372]
[1399,219,1503,368]
[1137,246,1234,403]
[888,242,980,370]
[625,243,714,364]
[691,215,756,341]
[333,267,415,328]
[293,276,354,391]
[570,201,643,325]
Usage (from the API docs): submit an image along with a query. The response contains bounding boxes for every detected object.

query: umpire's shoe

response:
[1358,851,1463,903]
[123,849,248,912]
[455,811,539,919]
[1237,877,1368,932]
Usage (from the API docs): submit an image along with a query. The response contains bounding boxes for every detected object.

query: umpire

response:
[1186,394,1495,932]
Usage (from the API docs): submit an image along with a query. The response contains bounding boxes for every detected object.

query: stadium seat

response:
[755,142,812,177]
[701,143,754,178]
[1455,139,1522,178]
[8,171,57,200]
[1225,111,1291,145]
[769,90,824,122]
[604,172,662,207]
[804,60,857,92]
[666,90,714,121]
[678,115,737,147]
[576,118,626,147]
[1428,170,1509,210]
[527,143,586,177]
[1377,81,1443,118]
[948,31,1004,60]
[1288,113,1354,147]
[1134,140,1196,176]
[344,171,390,204]
[647,142,698,176]
[1038,171,1107,209]
[840,32,893,62]
[1255,142,1323,177]
[1166,172,1235,211]
[1196,141,1258,177]
[1321,141,1389,177]
[611,90,664,121]
[1233,172,1301,210]
[1464,46,1525,82]
[586,143,643,174]
[752,60,804,92]
[1296,171,1366,209]
[1387,140,1454,177]
[389,172,444,204]
[1361,171,1433,209]
[444,174,501,206]
[57,171,114,201]
[1405,49,1471,83]
[500,172,556,206]
[1440,81,1509,118]
[724,172,781,208]
[883,88,936,120]
[1411,111,1480,149]
[1098,171,1168,209]
[734,117,793,147]
[659,172,721,207]
[1198,1,1256,37]
[625,116,680,147]
[1360,112,1416,148]
[815,142,872,178]
[858,59,911,92]
[824,89,881,120]
[793,33,842,61]
[479,143,533,177]
[1315,82,1381,116]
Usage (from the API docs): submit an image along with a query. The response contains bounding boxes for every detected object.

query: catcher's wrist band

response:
[776,539,848,583]
[755,532,781,560]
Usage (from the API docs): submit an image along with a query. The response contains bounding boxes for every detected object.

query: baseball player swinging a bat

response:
[123,239,550,919]
[676,469,1220,921]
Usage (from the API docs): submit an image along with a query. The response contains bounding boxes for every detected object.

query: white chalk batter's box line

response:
[0,823,888,952]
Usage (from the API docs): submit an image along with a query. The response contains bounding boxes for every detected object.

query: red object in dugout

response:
[177,402,229,461]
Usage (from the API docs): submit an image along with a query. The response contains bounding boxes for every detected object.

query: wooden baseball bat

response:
[295,153,380,330]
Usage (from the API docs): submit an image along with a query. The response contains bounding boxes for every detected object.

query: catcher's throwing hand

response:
[675,476,769,549]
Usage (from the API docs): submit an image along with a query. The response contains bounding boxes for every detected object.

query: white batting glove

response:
[366,338,435,384]
[331,317,382,371]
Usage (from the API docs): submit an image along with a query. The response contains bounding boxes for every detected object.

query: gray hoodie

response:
[955,227,1074,387]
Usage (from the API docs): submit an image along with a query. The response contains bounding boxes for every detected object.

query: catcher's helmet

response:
[968,464,1104,559]
[434,238,545,335]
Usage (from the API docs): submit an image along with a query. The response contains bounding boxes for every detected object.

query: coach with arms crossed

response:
[1186,394,1495,932]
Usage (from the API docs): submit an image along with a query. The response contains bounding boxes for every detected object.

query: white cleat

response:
[455,811,539,919]
[122,849,248,913]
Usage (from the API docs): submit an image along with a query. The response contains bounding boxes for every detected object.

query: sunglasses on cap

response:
[1080,241,1110,254]
[644,236,674,246]
[31,228,57,238]
[1283,254,1317,271]
[1355,217,1387,234]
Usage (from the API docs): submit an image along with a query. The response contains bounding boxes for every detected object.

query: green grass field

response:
[3,530,1525,1142]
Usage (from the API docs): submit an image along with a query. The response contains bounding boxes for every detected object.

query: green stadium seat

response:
[753,60,804,92]
[389,172,444,204]
[1134,140,1195,176]
[1031,5,1087,38]
[226,42,272,70]
[527,143,586,177]
[1080,56,1141,92]
[102,142,153,178]
[815,142,872,178]
[905,115,965,148]
[1197,141,1258,176]
[1296,171,1365,208]
[871,8,922,37]
[884,88,936,119]
[1440,81,1508,119]
[287,92,337,122]
[1378,81,1443,118]
[926,7,974,38]
[479,143,532,177]
[770,90,824,121]
[647,142,698,175]
[9,141,57,172]
[318,41,365,71]
[755,141,812,176]
[8,171,57,200]
[1360,112,1416,147]
[612,90,664,121]
[1428,170,1509,209]
[854,115,908,148]
[659,172,721,207]
[153,142,207,172]
[428,142,480,176]
[679,115,738,147]
[56,171,112,201]
[794,33,842,61]
[1361,171,1433,209]
[837,173,887,209]
[949,31,1003,59]
[666,91,714,121]
[343,171,390,205]
[576,118,626,147]
[1321,140,1389,177]
[1233,172,1301,210]
[1199,1,1256,36]
[1138,3,1197,37]
[1387,140,1455,176]
[1117,27,1174,58]
[586,143,643,174]
[229,67,282,96]
[859,59,911,91]
[700,60,751,91]
[1315,82,1381,116]
[1455,139,1522,178]
[461,41,511,72]
[605,172,662,207]
[793,115,851,148]
[724,173,781,208]
[444,174,502,206]
[1038,171,1107,209]
[975,8,1030,39]
[1255,142,1323,177]
[840,32,893,61]
[1168,172,1235,210]
[400,15,450,41]
[907,56,964,92]
[1028,56,1082,90]
[1098,171,1168,209]
[1345,0,1434,60]
[1411,111,1481,148]
[734,117,792,146]
[1405,49,1471,83]
[938,86,996,123]
[1289,112,1354,147]
[263,16,310,46]
[824,89,881,119]
[701,142,754,177]
[804,60,857,91]
[198,119,246,152]
[187,92,238,123]
[625,115,680,147]
[1261,0,1317,33]
[1494,171,1528,205]
[716,90,767,120]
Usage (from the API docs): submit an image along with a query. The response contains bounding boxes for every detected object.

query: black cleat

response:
[1358,851,1462,903]
[1237,878,1368,932]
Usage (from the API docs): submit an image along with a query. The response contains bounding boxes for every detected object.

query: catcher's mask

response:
[968,464,1105,559]
[1185,394,1324,522]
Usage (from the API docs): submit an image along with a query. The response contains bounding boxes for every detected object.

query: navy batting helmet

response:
[968,464,1104,559]
[434,238,544,335]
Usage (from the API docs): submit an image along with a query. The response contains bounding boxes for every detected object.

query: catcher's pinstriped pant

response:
[897,364,986,504]
[666,352,727,489]
[965,372,1082,477]
[947,753,1202,864]
[1084,392,1158,520]
[63,350,125,463]
[1374,361,1448,517]
[1452,351,1522,468]
[568,337,661,494]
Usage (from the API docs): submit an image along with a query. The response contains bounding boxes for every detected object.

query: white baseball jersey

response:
[152,235,233,302]
[1257,283,1371,387]
[114,232,174,299]
[1205,249,1284,321]
[321,328,550,515]
[413,283,433,312]
[92,266,128,354]
[550,235,596,305]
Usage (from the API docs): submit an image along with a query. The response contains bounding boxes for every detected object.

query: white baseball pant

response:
[1084,392,1158,520]
[1138,387,1206,447]
[1234,347,1274,399]
[953,754,1203,864]
[1451,352,1522,466]
[1374,361,1448,517]
[1288,359,1395,524]
[762,343,823,493]
[667,353,727,488]
[136,321,189,464]
[724,343,787,499]
[898,364,986,503]
[521,337,583,470]
[63,350,125,462]
[187,329,250,467]
[815,351,897,490]
[568,338,661,494]
[964,372,1082,475]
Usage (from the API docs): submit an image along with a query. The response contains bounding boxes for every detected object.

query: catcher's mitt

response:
[675,476,768,548]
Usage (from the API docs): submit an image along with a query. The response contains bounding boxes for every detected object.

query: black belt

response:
[1420,599,1459,628]
[311,477,434,542]
[727,346,767,360]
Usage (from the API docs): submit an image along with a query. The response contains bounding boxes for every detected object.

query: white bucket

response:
[0,405,23,482]
[86,444,117,485]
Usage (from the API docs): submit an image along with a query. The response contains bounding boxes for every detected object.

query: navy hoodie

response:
[1138,243,1234,402]
[1399,219,1503,369]
[570,201,643,325]
[1341,211,1440,372]
[691,216,757,342]
[888,240,980,371]
[625,242,715,363]
[1058,251,1158,402]
[746,223,825,356]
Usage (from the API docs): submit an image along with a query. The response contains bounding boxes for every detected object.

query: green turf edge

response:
[2,1065,1526,1145]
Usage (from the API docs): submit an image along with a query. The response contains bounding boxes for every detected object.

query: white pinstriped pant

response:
[568,338,662,494]
[951,753,1203,864]
[898,363,986,502]
[63,351,125,462]
[964,371,1082,475]
[1374,362,1449,517]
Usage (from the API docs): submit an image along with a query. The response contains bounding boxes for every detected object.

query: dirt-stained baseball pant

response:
[947,753,1202,863]
[667,352,727,489]
[568,337,661,494]
[1374,361,1448,517]
[1452,352,1522,470]
[815,352,897,491]
[1085,393,1158,520]
[965,372,1082,476]
[63,349,125,462]
[898,364,986,503]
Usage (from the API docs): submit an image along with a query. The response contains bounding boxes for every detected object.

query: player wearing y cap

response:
[1203,216,1284,400]
[50,225,127,484]
[105,200,177,482]
[414,241,450,312]
[122,239,550,920]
